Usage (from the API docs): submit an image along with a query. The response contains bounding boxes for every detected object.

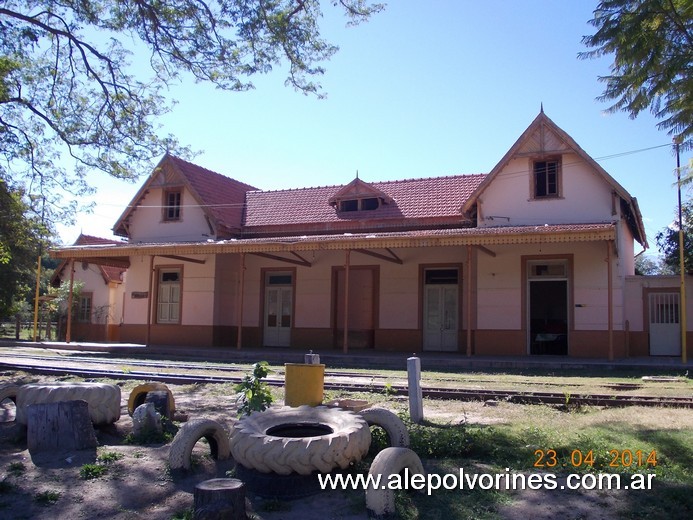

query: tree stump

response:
[193,478,247,520]
[26,400,97,454]
[145,390,171,419]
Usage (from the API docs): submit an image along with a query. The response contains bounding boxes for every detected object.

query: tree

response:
[0,179,49,317]
[0,1,384,225]
[580,0,693,149]
[655,200,693,274]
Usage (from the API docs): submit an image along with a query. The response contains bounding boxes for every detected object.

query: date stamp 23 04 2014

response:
[533,449,658,469]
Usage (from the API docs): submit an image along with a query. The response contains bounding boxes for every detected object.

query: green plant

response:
[8,462,25,474]
[383,381,396,396]
[171,508,193,520]
[79,463,108,480]
[97,451,123,464]
[235,361,273,416]
[34,490,61,505]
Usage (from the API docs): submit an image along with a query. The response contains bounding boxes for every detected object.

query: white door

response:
[264,276,293,347]
[649,292,681,356]
[423,284,458,351]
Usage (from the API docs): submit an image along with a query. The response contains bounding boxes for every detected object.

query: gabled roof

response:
[242,174,486,234]
[113,154,258,238]
[51,234,126,287]
[461,111,648,247]
[327,177,393,206]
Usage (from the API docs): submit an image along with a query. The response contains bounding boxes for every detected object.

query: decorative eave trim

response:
[50,225,616,262]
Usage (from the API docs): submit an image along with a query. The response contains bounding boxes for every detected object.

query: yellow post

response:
[675,138,687,364]
[32,255,41,342]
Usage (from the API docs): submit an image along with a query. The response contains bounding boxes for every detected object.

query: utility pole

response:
[675,137,687,364]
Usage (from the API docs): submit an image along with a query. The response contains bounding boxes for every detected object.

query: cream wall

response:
[122,254,215,326]
[478,154,615,228]
[127,187,213,243]
[74,263,121,325]
[475,241,626,333]
[237,246,470,331]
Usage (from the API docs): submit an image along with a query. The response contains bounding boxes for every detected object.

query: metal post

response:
[607,241,613,361]
[237,253,245,350]
[146,255,154,347]
[466,246,473,357]
[66,259,75,343]
[675,138,688,364]
[343,251,350,354]
[32,255,42,342]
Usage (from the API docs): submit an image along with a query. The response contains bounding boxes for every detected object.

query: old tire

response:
[366,447,425,519]
[230,405,371,476]
[0,383,20,405]
[359,407,410,448]
[16,382,121,426]
[169,418,231,471]
[128,383,176,416]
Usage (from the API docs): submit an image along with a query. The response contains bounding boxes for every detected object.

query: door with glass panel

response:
[264,272,293,347]
[423,268,459,351]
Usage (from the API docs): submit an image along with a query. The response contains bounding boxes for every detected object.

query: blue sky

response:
[56,1,689,259]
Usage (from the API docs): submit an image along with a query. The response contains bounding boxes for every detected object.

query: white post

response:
[407,356,424,424]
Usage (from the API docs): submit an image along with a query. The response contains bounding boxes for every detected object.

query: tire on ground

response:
[169,418,231,471]
[366,447,425,519]
[127,383,176,416]
[0,383,21,405]
[230,405,371,476]
[15,382,121,426]
[359,407,410,448]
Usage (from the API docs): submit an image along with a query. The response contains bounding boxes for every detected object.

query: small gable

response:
[328,178,393,212]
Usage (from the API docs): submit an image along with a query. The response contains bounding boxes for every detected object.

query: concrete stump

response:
[27,400,97,454]
[194,478,247,520]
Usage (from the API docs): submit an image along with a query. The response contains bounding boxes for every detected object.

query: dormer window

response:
[329,178,392,214]
[339,197,380,212]
[533,159,560,199]
[163,189,182,221]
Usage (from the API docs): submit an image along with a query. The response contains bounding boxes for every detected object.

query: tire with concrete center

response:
[230,405,371,476]
[169,418,231,471]
[359,407,410,448]
[15,382,121,426]
[127,382,176,416]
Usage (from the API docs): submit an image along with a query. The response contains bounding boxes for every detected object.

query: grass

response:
[352,399,693,519]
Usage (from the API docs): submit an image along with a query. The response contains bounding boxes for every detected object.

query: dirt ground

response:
[0,375,676,520]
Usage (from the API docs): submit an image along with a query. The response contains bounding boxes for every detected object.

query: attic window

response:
[163,189,182,221]
[339,197,380,212]
[533,159,560,198]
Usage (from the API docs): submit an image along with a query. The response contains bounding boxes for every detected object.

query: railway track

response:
[0,350,691,409]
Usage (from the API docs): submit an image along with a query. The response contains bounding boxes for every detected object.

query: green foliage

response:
[7,462,25,475]
[0,181,49,317]
[79,463,108,480]
[34,490,61,505]
[402,414,472,459]
[0,1,384,226]
[655,200,693,274]
[96,451,123,464]
[581,0,693,148]
[235,361,274,416]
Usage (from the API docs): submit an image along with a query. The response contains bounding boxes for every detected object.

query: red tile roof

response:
[166,156,258,235]
[242,174,486,233]
[51,234,126,286]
